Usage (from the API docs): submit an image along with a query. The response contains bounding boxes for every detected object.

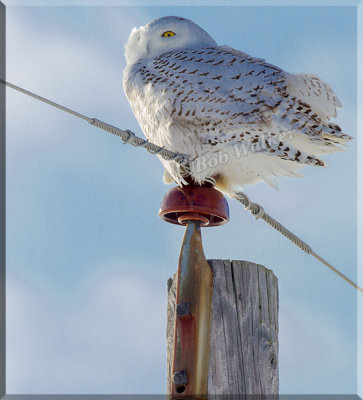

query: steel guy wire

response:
[1,79,361,294]
[0,80,189,167]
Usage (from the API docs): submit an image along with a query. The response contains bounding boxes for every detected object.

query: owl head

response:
[125,16,217,64]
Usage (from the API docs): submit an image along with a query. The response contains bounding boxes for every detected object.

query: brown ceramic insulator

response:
[159,185,229,227]
[178,213,210,226]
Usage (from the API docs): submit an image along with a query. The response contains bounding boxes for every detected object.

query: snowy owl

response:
[123,16,351,194]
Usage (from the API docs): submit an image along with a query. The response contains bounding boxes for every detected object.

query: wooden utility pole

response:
[159,184,278,397]
[167,260,279,396]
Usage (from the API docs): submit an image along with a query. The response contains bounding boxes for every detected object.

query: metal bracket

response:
[171,220,213,397]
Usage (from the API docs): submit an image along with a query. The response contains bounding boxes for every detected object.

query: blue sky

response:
[4,1,361,395]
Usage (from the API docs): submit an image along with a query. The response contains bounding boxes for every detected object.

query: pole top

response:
[159,185,229,227]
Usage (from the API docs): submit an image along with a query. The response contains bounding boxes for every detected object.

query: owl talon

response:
[204,177,216,186]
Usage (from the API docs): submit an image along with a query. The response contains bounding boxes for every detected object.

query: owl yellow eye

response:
[162,31,176,38]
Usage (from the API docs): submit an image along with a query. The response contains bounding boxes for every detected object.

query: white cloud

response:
[7,268,168,394]
[6,7,138,144]
[279,300,356,394]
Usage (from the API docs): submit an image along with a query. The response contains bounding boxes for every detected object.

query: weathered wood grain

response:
[167,260,279,396]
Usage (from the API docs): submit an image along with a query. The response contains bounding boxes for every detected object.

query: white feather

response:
[286,72,341,122]
[123,16,351,193]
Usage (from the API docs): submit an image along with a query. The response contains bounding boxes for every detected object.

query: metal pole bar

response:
[171,220,213,398]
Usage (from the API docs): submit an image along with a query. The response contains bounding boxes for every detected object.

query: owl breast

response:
[123,59,206,160]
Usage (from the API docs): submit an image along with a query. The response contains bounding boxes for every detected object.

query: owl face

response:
[124,16,217,65]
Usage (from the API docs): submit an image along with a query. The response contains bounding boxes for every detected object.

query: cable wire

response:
[2,79,361,294]
[0,80,189,167]
[233,192,363,294]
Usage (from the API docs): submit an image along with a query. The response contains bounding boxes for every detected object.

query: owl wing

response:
[126,46,350,165]
[285,72,341,123]
[142,45,286,131]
